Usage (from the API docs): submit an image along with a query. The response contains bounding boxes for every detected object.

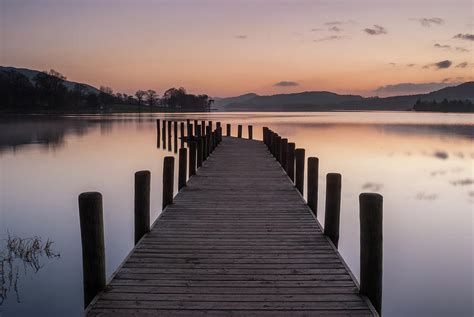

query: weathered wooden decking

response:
[87,137,377,316]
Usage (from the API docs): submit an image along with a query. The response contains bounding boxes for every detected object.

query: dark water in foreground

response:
[0,112,473,316]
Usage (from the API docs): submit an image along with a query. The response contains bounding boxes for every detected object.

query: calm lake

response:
[0,112,472,317]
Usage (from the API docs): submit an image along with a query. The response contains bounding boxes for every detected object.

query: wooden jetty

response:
[80,122,382,316]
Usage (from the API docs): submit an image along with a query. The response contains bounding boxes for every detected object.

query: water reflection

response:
[0,234,60,304]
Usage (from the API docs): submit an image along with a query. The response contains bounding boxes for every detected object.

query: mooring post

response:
[280,138,288,170]
[262,127,267,145]
[178,148,187,190]
[189,141,196,176]
[173,121,178,153]
[271,133,276,157]
[162,120,167,149]
[156,120,161,148]
[211,131,216,152]
[78,192,106,308]
[201,120,205,136]
[180,122,185,148]
[287,142,295,182]
[307,157,319,216]
[167,121,172,151]
[359,193,383,315]
[202,136,208,161]
[227,123,231,136]
[237,125,242,138]
[134,171,151,245]
[206,126,211,156]
[295,148,305,195]
[162,156,174,209]
[194,120,198,135]
[275,136,282,163]
[209,121,213,132]
[324,173,342,249]
[197,137,203,168]
[248,125,253,139]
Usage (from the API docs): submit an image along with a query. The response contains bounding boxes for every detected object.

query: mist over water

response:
[0,112,472,317]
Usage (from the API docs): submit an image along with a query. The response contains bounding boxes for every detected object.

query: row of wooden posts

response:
[262,127,383,315]
[156,119,253,152]
[78,119,226,308]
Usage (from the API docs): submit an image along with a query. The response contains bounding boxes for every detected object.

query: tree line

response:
[0,69,212,112]
[413,99,473,113]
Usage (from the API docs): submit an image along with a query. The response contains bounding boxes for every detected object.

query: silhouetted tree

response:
[145,90,158,107]
[33,69,68,109]
[135,90,146,105]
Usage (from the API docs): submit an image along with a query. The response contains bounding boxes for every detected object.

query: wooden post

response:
[270,133,276,157]
[162,120,167,149]
[156,120,160,148]
[324,173,342,249]
[202,136,208,161]
[295,148,305,195]
[197,137,203,168]
[275,136,281,163]
[162,156,174,209]
[180,122,185,148]
[237,125,242,138]
[248,125,253,139]
[307,157,319,216]
[201,120,205,136]
[226,123,231,136]
[78,192,106,308]
[208,121,213,133]
[280,138,288,170]
[262,127,267,145]
[359,193,383,315]
[189,141,196,176]
[134,171,150,245]
[167,121,172,151]
[206,126,211,157]
[287,142,295,182]
[216,122,221,130]
[173,121,178,153]
[194,120,198,135]
[178,148,187,190]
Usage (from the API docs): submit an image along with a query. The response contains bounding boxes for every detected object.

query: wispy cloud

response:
[455,47,470,52]
[434,43,451,49]
[423,60,452,69]
[373,81,461,95]
[416,17,445,27]
[324,21,343,26]
[274,81,299,87]
[407,63,416,67]
[314,35,345,42]
[310,28,323,32]
[235,35,247,39]
[455,62,468,68]
[363,25,387,35]
[453,33,474,41]
[328,26,343,32]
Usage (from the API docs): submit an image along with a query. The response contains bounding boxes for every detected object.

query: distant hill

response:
[0,66,100,94]
[216,82,474,112]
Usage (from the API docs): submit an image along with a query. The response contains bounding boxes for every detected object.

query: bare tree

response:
[145,89,158,107]
[135,90,146,105]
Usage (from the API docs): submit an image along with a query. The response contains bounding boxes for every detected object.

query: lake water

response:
[0,112,472,317]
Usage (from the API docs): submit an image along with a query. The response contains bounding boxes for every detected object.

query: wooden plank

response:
[86,137,376,316]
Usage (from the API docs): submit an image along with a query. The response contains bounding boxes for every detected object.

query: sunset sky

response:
[1,0,473,97]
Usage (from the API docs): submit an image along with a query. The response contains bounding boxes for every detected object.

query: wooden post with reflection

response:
[156,120,160,148]
[359,193,383,315]
[78,192,106,308]
[173,121,178,153]
[180,122,185,148]
[162,120,166,149]
[134,170,150,245]
[162,156,174,209]
[295,148,305,195]
[280,138,288,170]
[178,148,187,190]
[324,173,341,248]
[167,121,172,151]
[189,141,196,176]
[287,142,295,182]
[307,157,319,216]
